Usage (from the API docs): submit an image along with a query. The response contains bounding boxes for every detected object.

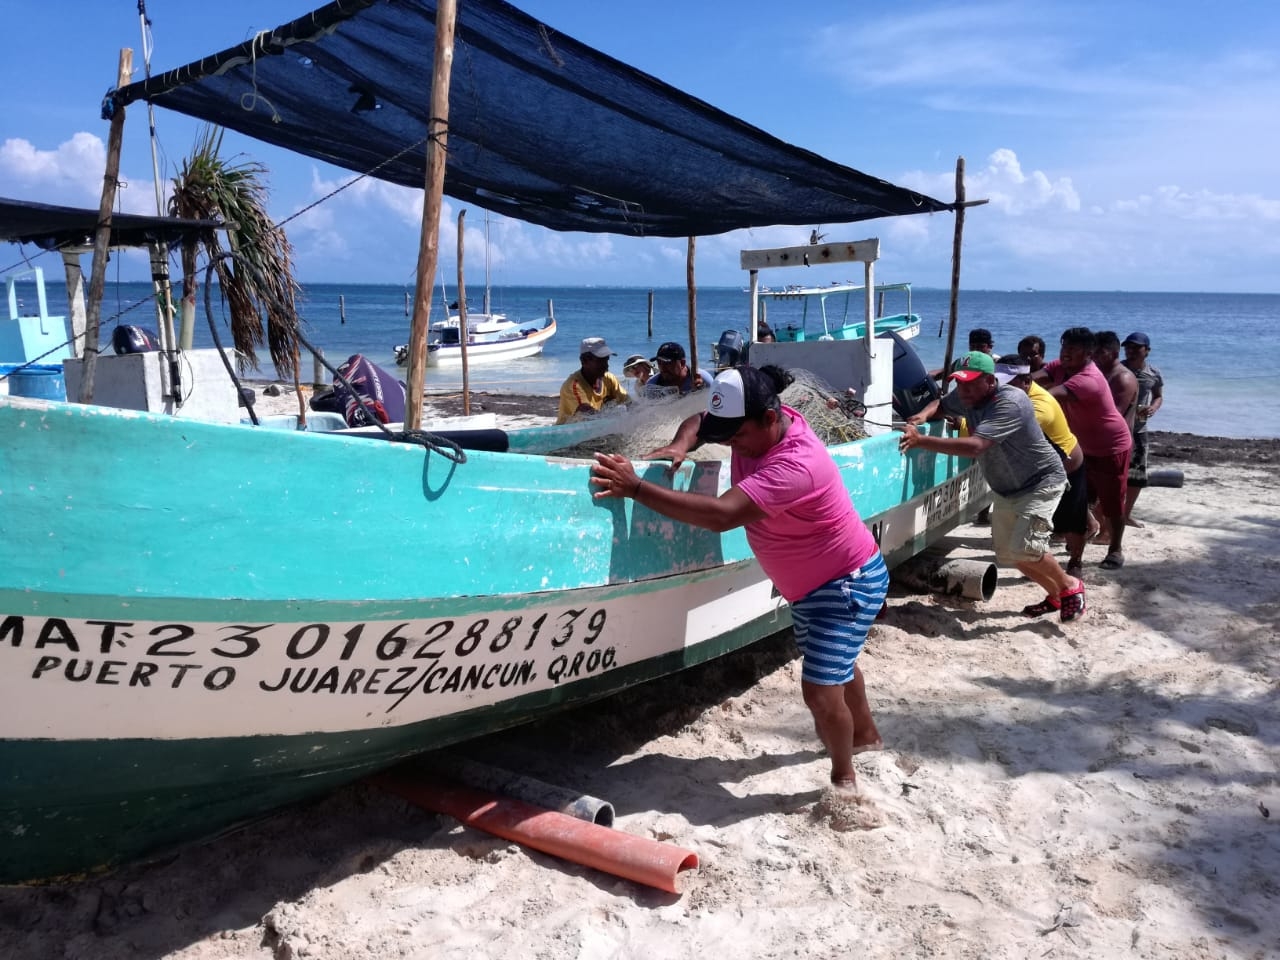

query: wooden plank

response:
[739,238,879,271]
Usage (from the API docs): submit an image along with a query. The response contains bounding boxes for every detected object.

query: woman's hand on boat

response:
[591,453,642,499]
[641,443,689,469]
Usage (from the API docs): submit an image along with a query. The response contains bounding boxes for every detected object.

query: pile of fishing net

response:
[545,367,867,460]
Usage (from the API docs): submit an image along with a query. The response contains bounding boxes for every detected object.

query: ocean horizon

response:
[21,277,1280,439]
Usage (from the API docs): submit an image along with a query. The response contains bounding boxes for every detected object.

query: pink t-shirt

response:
[1042,360,1132,457]
[731,406,878,602]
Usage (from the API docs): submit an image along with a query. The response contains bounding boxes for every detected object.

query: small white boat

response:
[394,315,557,367]
[427,315,557,366]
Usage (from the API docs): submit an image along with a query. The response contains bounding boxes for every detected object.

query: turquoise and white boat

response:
[0,0,982,883]
[760,281,921,344]
[0,237,985,884]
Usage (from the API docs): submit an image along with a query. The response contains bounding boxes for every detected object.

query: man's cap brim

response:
[698,414,746,443]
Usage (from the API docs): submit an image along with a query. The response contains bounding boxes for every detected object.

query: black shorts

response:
[1053,462,1090,535]
[1128,431,1149,488]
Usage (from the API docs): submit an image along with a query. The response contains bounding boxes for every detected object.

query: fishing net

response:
[545,367,867,460]
[780,368,870,446]
[547,392,708,459]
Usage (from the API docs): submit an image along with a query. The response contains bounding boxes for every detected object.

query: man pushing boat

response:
[590,365,888,794]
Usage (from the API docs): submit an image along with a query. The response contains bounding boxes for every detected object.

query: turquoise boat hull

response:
[0,394,984,883]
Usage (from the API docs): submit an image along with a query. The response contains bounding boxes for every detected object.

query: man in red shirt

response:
[1035,328,1133,570]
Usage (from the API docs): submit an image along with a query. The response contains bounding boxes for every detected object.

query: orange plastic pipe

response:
[373,774,699,894]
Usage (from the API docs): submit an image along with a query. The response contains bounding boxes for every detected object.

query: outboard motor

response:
[111,325,162,354]
[714,328,745,368]
[877,330,940,419]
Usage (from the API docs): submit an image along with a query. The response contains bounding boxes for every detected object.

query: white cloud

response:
[0,134,158,214]
[899,148,1080,217]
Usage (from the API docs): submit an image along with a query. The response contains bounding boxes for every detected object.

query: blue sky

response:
[3,1,1278,292]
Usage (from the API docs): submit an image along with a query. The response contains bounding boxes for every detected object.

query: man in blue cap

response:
[1121,332,1164,525]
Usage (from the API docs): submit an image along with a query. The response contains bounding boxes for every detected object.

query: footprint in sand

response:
[813,786,887,832]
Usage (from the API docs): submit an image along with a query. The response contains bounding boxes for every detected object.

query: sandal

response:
[1022,595,1061,617]
[1099,551,1125,570]
[1059,579,1086,622]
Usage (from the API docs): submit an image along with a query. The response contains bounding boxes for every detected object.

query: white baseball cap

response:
[580,337,614,358]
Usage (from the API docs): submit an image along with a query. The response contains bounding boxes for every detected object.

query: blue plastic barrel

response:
[7,364,66,401]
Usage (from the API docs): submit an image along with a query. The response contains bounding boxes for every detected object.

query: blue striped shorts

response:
[790,552,889,686]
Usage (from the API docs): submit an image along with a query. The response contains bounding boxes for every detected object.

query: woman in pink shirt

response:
[591,365,887,794]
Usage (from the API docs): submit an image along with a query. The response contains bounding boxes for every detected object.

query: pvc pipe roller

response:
[373,773,698,894]
[892,553,998,602]
[1147,468,1184,488]
[422,754,615,826]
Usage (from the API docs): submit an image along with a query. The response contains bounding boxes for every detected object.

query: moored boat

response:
[760,281,921,344]
[394,313,558,367]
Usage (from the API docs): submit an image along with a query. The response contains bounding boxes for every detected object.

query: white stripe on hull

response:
[2,562,780,740]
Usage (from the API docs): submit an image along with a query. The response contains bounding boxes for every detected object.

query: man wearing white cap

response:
[556,337,630,424]
[591,364,889,796]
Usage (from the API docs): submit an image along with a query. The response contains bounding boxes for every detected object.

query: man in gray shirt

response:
[898,351,1085,622]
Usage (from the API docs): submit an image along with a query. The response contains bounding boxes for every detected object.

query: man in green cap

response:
[899,351,1085,622]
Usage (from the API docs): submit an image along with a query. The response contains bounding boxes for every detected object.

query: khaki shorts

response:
[991,481,1067,565]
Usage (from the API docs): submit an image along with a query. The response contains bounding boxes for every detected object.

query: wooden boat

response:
[0,1,979,883]
[0,237,986,884]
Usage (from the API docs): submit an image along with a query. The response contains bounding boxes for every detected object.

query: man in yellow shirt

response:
[556,337,630,424]
[997,356,1089,600]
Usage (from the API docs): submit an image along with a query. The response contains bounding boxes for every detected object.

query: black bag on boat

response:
[877,330,940,419]
[333,354,407,426]
[111,325,162,355]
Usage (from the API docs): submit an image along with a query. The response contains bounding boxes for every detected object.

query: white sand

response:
[3,420,1277,959]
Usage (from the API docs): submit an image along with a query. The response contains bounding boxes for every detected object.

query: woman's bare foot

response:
[1125,516,1144,528]
[852,738,884,755]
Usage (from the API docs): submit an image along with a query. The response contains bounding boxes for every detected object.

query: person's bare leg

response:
[1125,485,1144,526]
[802,680,857,787]
[844,667,883,754]
[1107,512,1126,556]
[1016,554,1074,598]
[1064,532,1085,574]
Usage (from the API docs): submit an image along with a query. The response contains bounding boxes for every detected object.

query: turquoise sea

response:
[34,281,1280,439]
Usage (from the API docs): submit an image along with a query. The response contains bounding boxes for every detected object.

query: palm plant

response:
[169,126,302,380]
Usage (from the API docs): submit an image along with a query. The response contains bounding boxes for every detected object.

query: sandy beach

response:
[2,390,1276,959]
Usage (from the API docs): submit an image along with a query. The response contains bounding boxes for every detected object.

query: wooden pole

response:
[339,294,346,325]
[59,250,89,359]
[547,298,555,321]
[80,48,133,404]
[404,0,457,430]
[457,208,470,415]
[685,237,699,380]
[940,157,967,383]
[646,290,654,338]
